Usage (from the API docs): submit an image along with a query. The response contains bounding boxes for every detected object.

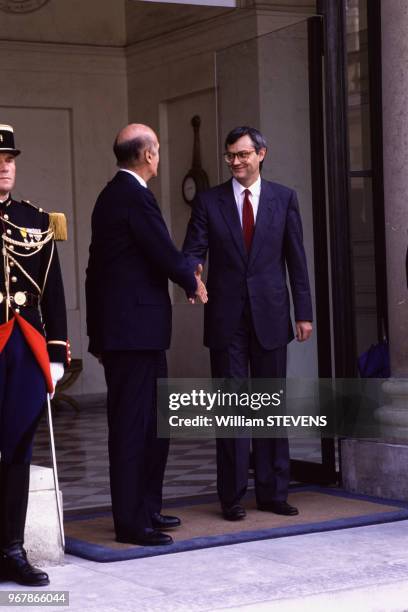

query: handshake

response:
[190,264,208,304]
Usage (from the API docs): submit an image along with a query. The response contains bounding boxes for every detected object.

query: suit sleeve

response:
[284,190,313,322]
[128,188,197,295]
[40,217,69,364]
[182,192,209,266]
[85,225,101,356]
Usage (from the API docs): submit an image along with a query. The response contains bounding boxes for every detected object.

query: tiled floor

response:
[32,396,324,511]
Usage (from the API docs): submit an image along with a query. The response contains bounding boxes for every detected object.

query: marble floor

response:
[2,521,408,611]
[32,396,324,511]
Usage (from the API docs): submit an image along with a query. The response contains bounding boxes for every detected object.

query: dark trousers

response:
[210,303,290,508]
[102,350,169,537]
[0,325,46,550]
[0,325,46,464]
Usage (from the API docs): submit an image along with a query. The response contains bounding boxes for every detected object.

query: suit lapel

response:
[249,180,276,268]
[218,180,247,264]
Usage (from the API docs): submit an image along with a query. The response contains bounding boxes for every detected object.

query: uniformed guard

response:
[0,124,69,586]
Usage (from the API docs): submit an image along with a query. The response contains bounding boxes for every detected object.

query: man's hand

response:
[295,321,312,342]
[189,263,208,304]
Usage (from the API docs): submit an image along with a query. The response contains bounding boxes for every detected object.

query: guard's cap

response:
[0,124,21,156]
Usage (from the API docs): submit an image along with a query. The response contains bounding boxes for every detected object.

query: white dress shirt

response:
[119,168,147,188]
[232,176,261,226]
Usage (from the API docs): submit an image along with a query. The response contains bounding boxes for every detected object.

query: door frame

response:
[291,13,338,485]
[292,1,387,485]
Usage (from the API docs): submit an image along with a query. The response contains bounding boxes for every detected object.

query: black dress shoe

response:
[151,513,181,529]
[0,546,49,586]
[257,501,299,516]
[116,529,173,546]
[222,504,246,521]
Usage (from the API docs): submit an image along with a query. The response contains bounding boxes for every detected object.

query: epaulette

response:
[21,199,68,241]
[49,212,68,241]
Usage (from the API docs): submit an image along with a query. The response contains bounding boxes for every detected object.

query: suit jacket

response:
[183,178,313,350]
[86,171,196,354]
[0,197,68,364]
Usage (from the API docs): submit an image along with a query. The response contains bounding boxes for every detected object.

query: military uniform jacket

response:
[0,196,68,364]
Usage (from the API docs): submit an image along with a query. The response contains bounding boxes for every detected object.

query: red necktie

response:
[242,189,254,252]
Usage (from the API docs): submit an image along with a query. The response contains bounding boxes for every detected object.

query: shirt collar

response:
[119,168,147,189]
[0,193,12,208]
[232,175,261,198]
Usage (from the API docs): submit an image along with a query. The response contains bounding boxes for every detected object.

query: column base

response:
[374,379,408,443]
[341,438,408,501]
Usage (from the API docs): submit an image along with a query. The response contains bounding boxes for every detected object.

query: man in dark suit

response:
[86,123,207,546]
[183,126,312,521]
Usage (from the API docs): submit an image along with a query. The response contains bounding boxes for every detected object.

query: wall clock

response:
[182,115,210,205]
[0,0,50,13]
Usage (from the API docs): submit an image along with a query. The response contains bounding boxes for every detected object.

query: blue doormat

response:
[64,486,408,562]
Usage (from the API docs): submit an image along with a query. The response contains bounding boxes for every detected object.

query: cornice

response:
[125,7,312,73]
[0,39,125,56]
[125,3,231,45]
[0,40,126,75]
[125,7,241,56]
[0,2,314,77]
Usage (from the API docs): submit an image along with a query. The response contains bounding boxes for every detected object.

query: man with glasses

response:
[183,126,313,521]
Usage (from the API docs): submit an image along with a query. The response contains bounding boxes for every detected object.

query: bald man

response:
[86,124,207,546]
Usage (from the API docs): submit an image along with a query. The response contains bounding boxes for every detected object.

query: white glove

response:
[50,362,65,399]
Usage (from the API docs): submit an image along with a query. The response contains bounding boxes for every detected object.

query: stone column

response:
[381,0,408,380]
[374,0,408,442]
[342,1,408,498]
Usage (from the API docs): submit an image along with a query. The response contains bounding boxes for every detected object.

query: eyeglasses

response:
[223,149,256,164]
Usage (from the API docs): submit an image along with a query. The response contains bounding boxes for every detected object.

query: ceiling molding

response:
[0,40,126,75]
[125,6,311,71]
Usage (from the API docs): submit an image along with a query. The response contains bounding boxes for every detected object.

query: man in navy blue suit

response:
[86,123,207,546]
[183,126,313,521]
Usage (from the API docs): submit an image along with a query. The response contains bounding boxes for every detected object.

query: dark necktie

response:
[242,189,254,252]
